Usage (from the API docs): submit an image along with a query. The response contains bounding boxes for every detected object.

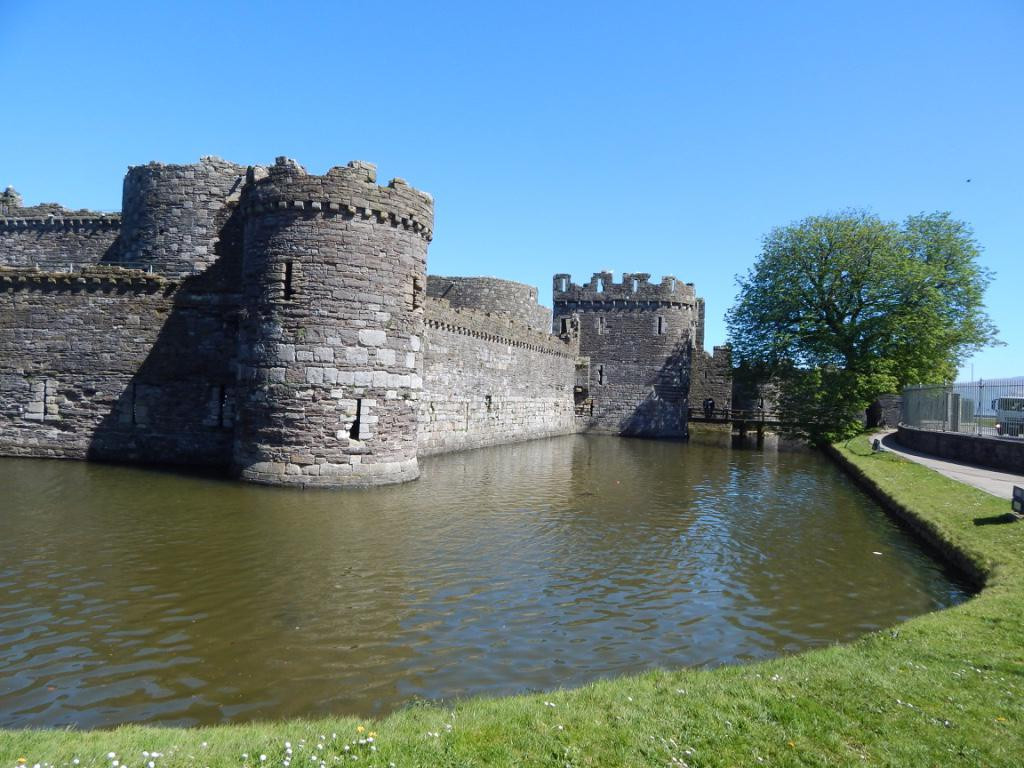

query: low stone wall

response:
[823,441,986,587]
[896,424,1024,474]
[418,298,578,455]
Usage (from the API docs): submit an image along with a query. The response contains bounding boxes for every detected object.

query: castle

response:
[0,157,730,487]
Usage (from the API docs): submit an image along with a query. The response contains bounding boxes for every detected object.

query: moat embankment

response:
[0,435,969,729]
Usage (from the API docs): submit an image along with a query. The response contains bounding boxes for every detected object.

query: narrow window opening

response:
[598,365,605,385]
[657,316,664,335]
[130,382,138,426]
[217,384,226,428]
[598,316,605,335]
[560,318,569,334]
[632,278,639,293]
[485,394,493,411]
[412,275,423,309]
[596,278,604,293]
[349,398,362,440]
[560,277,568,291]
[284,261,295,300]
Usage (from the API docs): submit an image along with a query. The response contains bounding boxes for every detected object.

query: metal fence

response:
[903,379,1024,438]
[28,261,159,274]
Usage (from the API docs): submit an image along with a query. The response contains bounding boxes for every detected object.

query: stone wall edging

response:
[896,423,1024,475]
[823,441,987,589]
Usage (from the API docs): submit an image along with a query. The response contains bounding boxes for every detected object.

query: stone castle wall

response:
[690,345,733,410]
[552,271,701,437]
[0,267,239,466]
[1,157,726,488]
[0,208,121,270]
[426,275,551,332]
[419,297,578,455]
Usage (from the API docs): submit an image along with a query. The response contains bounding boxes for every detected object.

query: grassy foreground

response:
[3,436,1023,767]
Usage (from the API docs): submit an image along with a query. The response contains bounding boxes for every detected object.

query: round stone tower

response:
[425,275,551,331]
[232,158,434,487]
[119,156,247,277]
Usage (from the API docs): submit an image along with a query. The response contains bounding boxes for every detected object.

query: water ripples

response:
[0,435,970,728]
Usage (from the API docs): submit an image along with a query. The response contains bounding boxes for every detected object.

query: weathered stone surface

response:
[691,345,733,411]
[0,198,121,269]
[419,297,578,455]
[553,272,704,437]
[0,270,238,466]
[427,275,551,332]
[0,156,724,489]
[119,156,247,278]
[232,158,433,487]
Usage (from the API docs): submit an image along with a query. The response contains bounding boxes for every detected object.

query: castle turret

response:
[552,272,701,437]
[119,156,247,277]
[232,158,433,487]
[1,186,23,214]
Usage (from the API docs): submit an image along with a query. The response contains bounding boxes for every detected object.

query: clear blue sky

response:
[2,0,1021,380]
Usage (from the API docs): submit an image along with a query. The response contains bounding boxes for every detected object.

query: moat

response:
[0,435,969,729]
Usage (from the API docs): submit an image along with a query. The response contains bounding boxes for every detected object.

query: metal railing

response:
[18,261,204,276]
[903,379,1024,438]
[29,261,157,274]
[687,407,782,424]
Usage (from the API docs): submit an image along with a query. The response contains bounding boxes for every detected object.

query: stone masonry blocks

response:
[231,158,433,487]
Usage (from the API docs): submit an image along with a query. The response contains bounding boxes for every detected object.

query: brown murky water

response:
[0,435,969,728]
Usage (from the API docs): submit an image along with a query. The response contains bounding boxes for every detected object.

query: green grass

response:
[4,435,1023,766]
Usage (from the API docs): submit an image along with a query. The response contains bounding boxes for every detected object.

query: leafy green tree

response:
[726,210,999,441]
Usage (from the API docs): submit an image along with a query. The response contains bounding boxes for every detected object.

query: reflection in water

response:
[0,435,969,728]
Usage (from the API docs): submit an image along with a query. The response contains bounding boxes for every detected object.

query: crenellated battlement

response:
[551,268,709,438]
[553,272,697,305]
[1,193,122,270]
[0,214,121,230]
[0,265,171,293]
[0,155,727,489]
[240,158,434,241]
[0,190,120,232]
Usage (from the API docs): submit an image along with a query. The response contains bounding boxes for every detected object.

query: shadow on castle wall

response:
[85,229,244,470]
[620,342,691,439]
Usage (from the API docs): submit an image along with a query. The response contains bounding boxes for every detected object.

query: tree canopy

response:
[726,210,999,440]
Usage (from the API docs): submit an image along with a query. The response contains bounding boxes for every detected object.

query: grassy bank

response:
[3,435,1022,766]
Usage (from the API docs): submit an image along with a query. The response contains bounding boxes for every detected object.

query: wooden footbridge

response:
[687,408,788,440]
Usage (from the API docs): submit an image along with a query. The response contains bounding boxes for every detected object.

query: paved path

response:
[880,432,1024,500]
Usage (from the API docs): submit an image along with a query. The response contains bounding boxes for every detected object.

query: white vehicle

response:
[992,397,1024,437]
